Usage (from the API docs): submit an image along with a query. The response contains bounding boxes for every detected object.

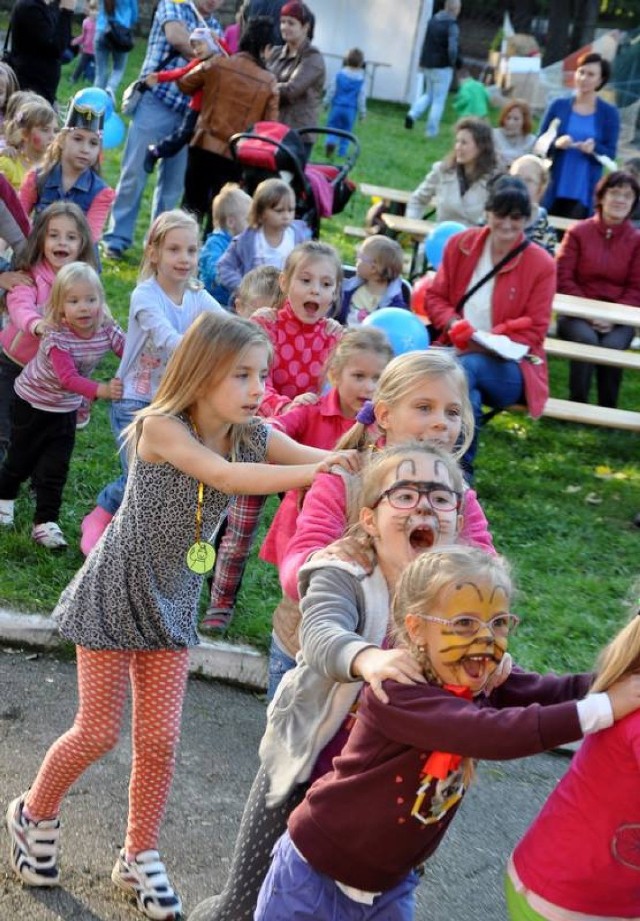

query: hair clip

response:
[356,400,376,425]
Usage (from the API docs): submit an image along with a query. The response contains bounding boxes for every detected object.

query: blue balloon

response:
[102,113,126,149]
[71,86,114,120]
[362,308,430,356]
[424,221,466,269]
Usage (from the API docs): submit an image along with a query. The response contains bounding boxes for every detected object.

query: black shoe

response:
[404,115,414,130]
[143,146,158,174]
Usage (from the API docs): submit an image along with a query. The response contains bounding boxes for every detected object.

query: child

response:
[233,264,280,319]
[337,235,408,326]
[509,154,558,254]
[255,546,640,921]
[142,27,221,175]
[19,88,115,243]
[506,601,640,920]
[199,182,252,307]
[201,241,343,630]
[454,65,491,118]
[70,1,98,84]
[0,97,57,190]
[0,61,20,148]
[0,263,124,546]
[216,179,310,295]
[189,443,467,921]
[4,310,359,921]
[324,47,366,159]
[0,202,97,461]
[80,209,224,556]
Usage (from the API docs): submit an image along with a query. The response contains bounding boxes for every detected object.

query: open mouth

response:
[302,300,320,318]
[460,653,499,681]
[408,522,436,551]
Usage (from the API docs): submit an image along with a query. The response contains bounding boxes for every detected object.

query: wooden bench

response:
[542,398,640,430]
[547,215,576,233]
[380,213,437,276]
[343,224,368,239]
[359,183,412,208]
[544,337,640,371]
[553,293,640,329]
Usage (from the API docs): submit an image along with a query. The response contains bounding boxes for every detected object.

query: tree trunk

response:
[543,0,573,65]
[571,0,600,51]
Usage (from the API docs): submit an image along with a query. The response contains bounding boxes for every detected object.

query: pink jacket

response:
[0,259,56,367]
[280,470,495,600]
[427,226,556,417]
[260,388,355,568]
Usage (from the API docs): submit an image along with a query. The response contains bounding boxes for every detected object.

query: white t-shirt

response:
[462,239,494,332]
[255,226,296,270]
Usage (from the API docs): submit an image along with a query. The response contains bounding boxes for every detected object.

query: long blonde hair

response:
[336,350,474,458]
[139,209,202,287]
[125,312,272,458]
[591,597,640,693]
[43,261,111,331]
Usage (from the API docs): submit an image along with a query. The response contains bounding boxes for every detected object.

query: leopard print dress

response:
[55,416,269,650]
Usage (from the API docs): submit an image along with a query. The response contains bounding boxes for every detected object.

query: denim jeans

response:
[102,93,188,253]
[267,633,296,702]
[409,67,453,136]
[458,351,524,475]
[94,32,128,96]
[96,398,146,515]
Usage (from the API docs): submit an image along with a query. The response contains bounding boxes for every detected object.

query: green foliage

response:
[1,52,639,675]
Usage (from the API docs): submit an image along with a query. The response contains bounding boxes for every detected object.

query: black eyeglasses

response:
[372,480,461,513]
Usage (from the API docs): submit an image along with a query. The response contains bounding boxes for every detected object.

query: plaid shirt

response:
[140,0,222,115]
[209,495,267,612]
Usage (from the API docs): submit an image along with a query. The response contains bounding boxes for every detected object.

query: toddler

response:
[338,235,408,325]
[454,65,491,118]
[70,0,98,84]
[199,182,252,306]
[0,97,57,190]
[217,178,310,295]
[0,262,123,547]
[233,264,280,319]
[324,47,366,159]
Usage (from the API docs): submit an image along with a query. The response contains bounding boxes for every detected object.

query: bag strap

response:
[455,238,529,315]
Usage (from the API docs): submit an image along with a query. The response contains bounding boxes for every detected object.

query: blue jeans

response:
[103,93,188,253]
[326,104,357,155]
[458,352,524,474]
[94,32,129,96]
[408,67,453,136]
[96,398,146,514]
[267,633,296,702]
[255,831,419,921]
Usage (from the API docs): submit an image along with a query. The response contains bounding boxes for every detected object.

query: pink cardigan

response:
[280,470,495,600]
[427,226,556,417]
[0,259,56,367]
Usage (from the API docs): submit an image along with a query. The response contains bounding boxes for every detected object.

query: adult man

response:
[405,0,461,138]
[102,0,222,260]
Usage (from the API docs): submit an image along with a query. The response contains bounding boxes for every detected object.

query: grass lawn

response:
[1,38,639,675]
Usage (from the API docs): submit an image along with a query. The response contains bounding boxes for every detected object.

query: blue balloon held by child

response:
[362,308,430,356]
[102,113,126,149]
[424,221,466,269]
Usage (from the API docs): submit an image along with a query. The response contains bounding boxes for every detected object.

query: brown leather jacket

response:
[178,52,279,158]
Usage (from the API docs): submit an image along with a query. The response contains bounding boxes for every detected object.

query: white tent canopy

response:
[314,0,434,102]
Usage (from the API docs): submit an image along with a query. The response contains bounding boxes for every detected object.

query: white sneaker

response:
[0,498,14,526]
[6,795,61,887]
[32,522,68,549]
[111,849,182,920]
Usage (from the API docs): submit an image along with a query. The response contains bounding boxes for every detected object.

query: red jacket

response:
[556,213,640,306]
[426,226,556,417]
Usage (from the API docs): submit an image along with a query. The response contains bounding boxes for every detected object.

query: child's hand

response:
[145,73,159,87]
[32,320,45,337]
[0,271,34,291]
[606,673,640,720]
[284,392,319,411]
[316,449,361,476]
[352,647,426,703]
[97,378,123,400]
[312,532,374,572]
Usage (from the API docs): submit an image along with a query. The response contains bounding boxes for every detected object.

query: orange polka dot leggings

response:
[25,646,190,856]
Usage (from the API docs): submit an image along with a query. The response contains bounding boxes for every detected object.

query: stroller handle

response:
[296,126,361,185]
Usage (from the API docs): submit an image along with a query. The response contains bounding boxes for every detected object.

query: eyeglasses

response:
[416,612,520,638]
[372,480,461,513]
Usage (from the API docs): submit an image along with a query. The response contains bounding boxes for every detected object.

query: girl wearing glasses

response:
[255,546,640,921]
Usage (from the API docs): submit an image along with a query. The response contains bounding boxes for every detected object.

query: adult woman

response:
[406,117,499,225]
[6,0,75,104]
[556,170,640,408]
[179,16,279,225]
[536,51,619,219]
[94,0,138,99]
[493,99,536,168]
[427,175,556,476]
[267,1,325,158]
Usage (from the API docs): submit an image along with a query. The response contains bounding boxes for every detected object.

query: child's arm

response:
[85,187,116,243]
[18,169,38,217]
[216,237,246,293]
[266,427,359,469]
[49,347,122,400]
[146,58,201,86]
[6,281,44,336]
[461,488,496,554]
[199,233,230,294]
[0,174,30,250]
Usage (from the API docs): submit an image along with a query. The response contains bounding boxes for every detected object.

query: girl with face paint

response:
[254,547,640,921]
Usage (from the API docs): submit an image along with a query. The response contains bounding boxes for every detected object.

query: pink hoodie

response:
[0,260,57,367]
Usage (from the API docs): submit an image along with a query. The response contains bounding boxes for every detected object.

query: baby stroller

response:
[228,121,360,237]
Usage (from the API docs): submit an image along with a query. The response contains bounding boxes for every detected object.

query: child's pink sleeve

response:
[86,186,116,242]
[6,281,41,335]
[461,488,495,554]
[280,472,348,599]
[50,347,100,400]
[18,170,38,217]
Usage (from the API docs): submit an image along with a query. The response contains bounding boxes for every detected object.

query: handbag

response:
[105,20,134,53]
[120,78,147,116]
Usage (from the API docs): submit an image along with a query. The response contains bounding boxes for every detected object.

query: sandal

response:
[199,608,235,635]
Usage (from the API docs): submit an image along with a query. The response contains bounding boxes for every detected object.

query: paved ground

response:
[0,647,573,921]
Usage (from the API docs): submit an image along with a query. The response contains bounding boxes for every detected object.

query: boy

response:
[199,183,252,306]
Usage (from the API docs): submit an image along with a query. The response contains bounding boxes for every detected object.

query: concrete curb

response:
[0,607,268,692]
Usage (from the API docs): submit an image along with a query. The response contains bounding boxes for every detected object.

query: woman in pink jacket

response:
[426,175,556,478]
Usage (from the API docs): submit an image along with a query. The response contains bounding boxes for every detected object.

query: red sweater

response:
[290,669,590,892]
[426,226,556,417]
[556,213,640,307]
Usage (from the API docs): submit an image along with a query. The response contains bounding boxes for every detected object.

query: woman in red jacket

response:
[556,170,640,408]
[426,175,556,477]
